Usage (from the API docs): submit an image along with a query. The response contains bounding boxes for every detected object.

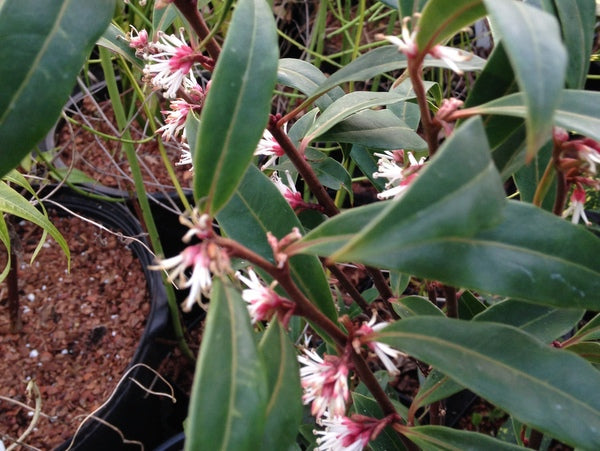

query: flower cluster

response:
[352,315,405,376]
[373,150,425,199]
[236,268,296,326]
[315,413,397,451]
[150,209,230,311]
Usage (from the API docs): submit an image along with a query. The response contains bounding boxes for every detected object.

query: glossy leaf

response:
[474,299,584,344]
[304,148,353,199]
[482,0,567,160]
[297,117,506,262]
[404,426,527,450]
[0,0,115,178]
[217,165,337,321]
[392,296,444,318]
[553,0,595,89]
[277,58,344,110]
[186,278,267,450]
[416,0,486,51]
[304,91,414,143]
[192,0,278,214]
[378,317,600,449]
[457,291,486,320]
[414,370,465,409]
[471,90,600,149]
[310,47,485,102]
[574,313,600,341]
[318,109,427,150]
[258,321,303,450]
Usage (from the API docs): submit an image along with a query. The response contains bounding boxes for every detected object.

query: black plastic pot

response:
[44,188,188,450]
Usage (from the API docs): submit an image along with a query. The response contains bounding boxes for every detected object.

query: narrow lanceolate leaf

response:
[392,296,445,319]
[378,317,600,449]
[482,0,567,160]
[404,426,527,451]
[192,0,278,214]
[0,182,69,266]
[277,59,344,111]
[318,109,427,150]
[258,321,303,450]
[473,90,600,144]
[0,0,115,178]
[553,0,595,89]
[474,299,584,344]
[304,92,414,143]
[217,165,337,321]
[97,24,142,69]
[297,117,506,263]
[0,213,10,283]
[416,0,486,51]
[186,278,267,451]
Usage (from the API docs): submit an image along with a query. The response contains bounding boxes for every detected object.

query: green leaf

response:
[350,393,408,451]
[318,109,427,150]
[482,0,567,160]
[397,0,429,16]
[186,278,267,451]
[304,91,415,143]
[553,0,595,89]
[0,0,116,178]
[277,58,344,110]
[378,317,600,449]
[414,370,465,409]
[474,299,584,344]
[416,0,486,51]
[192,0,278,214]
[574,313,600,341]
[471,90,600,143]
[0,182,69,266]
[298,117,506,263]
[404,425,527,450]
[513,140,556,211]
[457,291,486,320]
[258,321,303,450]
[217,165,337,321]
[392,296,445,318]
[565,342,600,365]
[0,213,10,283]
[304,148,353,199]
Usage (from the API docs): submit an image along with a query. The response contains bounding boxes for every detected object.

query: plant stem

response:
[444,285,458,318]
[408,57,439,155]
[327,263,372,314]
[269,120,339,217]
[173,0,221,61]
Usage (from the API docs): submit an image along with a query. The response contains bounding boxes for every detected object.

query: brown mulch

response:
[0,211,150,450]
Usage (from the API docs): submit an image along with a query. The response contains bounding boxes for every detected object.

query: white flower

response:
[255,125,287,170]
[144,29,197,98]
[157,98,193,141]
[563,186,591,226]
[373,150,425,200]
[176,142,193,168]
[315,414,375,451]
[298,348,350,419]
[353,315,405,376]
[236,268,295,325]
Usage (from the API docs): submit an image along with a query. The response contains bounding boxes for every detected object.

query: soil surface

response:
[0,210,149,450]
[55,95,193,194]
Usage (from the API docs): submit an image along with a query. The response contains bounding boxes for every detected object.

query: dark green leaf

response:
[258,321,303,450]
[404,425,527,450]
[392,296,445,318]
[97,23,143,69]
[483,0,567,159]
[192,0,278,213]
[474,299,584,344]
[318,109,427,150]
[277,58,344,110]
[378,317,600,449]
[186,278,267,450]
[416,0,486,51]
[574,313,600,341]
[304,148,353,199]
[0,0,116,177]
[553,0,595,89]
[457,291,486,320]
[414,370,465,409]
